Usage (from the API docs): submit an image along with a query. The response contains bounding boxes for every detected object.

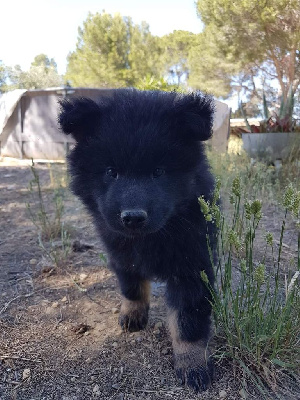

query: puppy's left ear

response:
[174,92,215,141]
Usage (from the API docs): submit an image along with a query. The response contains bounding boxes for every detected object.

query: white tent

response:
[0,88,230,160]
[0,88,113,160]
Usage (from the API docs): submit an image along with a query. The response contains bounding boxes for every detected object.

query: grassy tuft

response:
[201,160,300,397]
[26,161,72,269]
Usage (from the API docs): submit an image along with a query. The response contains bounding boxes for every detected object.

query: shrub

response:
[201,175,300,397]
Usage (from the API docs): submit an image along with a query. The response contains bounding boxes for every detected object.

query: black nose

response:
[120,210,148,229]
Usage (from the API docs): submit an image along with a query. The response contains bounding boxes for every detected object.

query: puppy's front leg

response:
[166,277,214,392]
[114,269,150,332]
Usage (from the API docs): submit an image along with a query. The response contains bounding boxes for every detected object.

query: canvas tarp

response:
[0,88,113,159]
[212,100,230,152]
[0,89,27,133]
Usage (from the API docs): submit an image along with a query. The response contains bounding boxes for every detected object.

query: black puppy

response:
[58,89,216,392]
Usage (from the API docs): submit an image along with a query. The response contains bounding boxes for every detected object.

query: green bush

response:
[201,172,300,396]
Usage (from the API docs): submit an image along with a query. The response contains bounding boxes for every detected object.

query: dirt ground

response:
[0,160,299,400]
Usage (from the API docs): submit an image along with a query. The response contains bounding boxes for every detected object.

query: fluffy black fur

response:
[58,89,216,392]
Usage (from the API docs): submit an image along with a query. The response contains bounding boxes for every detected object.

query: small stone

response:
[112,383,120,390]
[51,302,59,308]
[61,296,68,302]
[111,307,119,314]
[112,342,118,348]
[29,258,37,265]
[79,273,88,281]
[45,307,53,314]
[219,390,227,398]
[70,376,76,382]
[93,384,100,395]
[22,368,31,381]
[86,358,92,364]
[239,388,247,399]
[154,321,163,330]
[136,336,142,342]
[84,331,90,336]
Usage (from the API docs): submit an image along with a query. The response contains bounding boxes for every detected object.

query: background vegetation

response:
[1,1,299,117]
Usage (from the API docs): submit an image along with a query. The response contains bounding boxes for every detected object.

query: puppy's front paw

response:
[175,355,214,392]
[173,341,214,392]
[119,299,149,332]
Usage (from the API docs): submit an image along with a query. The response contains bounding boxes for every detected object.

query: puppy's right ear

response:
[58,97,102,142]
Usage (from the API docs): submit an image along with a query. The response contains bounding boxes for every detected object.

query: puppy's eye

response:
[106,167,118,179]
[153,168,165,178]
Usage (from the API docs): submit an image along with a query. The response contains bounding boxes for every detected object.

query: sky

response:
[1,0,202,75]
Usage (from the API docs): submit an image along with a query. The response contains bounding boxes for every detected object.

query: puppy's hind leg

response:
[166,277,214,392]
[115,269,150,332]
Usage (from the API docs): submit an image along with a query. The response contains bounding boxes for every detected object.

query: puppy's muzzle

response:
[120,210,148,229]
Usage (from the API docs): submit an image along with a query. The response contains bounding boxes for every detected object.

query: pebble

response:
[112,383,120,390]
[29,258,37,265]
[154,321,163,330]
[61,296,68,302]
[22,368,31,381]
[219,389,227,398]
[93,384,101,395]
[51,302,59,308]
[79,273,88,281]
[112,342,118,348]
[111,307,119,314]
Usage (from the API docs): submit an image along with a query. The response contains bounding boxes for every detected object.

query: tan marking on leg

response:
[168,309,210,366]
[119,280,150,332]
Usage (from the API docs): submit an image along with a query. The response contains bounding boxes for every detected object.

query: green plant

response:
[37,223,71,270]
[200,177,300,397]
[239,86,300,134]
[207,151,300,206]
[135,75,182,92]
[26,161,71,269]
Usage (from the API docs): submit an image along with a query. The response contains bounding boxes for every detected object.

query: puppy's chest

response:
[110,235,197,279]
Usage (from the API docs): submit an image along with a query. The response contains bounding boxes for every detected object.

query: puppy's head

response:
[58,89,214,236]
